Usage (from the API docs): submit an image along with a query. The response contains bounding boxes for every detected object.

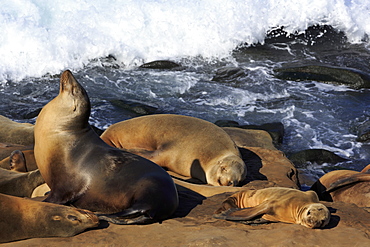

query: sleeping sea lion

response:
[0,193,99,243]
[100,114,246,186]
[34,70,178,224]
[310,166,370,207]
[214,187,330,228]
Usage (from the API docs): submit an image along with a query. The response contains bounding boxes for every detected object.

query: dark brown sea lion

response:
[310,166,370,207]
[0,193,99,243]
[0,167,44,197]
[100,114,246,186]
[214,187,330,228]
[34,70,178,224]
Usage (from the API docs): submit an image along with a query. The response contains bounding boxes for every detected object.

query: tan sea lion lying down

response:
[214,187,330,228]
[0,193,99,243]
[101,114,247,186]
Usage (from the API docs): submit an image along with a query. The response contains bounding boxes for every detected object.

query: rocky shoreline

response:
[1,114,369,246]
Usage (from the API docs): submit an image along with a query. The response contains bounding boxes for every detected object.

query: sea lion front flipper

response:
[214,200,272,221]
[97,206,155,225]
[326,173,370,193]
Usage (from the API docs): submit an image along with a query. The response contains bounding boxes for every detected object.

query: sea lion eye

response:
[68,215,79,221]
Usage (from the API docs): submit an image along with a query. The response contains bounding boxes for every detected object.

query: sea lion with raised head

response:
[0,193,99,243]
[214,187,330,228]
[310,166,370,207]
[100,114,247,186]
[34,70,178,224]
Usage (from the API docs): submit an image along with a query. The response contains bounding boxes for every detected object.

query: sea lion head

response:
[210,155,247,186]
[54,70,91,128]
[300,203,330,228]
[44,206,99,237]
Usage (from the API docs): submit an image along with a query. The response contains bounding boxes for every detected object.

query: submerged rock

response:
[274,65,370,89]
[288,149,349,167]
[139,60,181,69]
[356,120,370,142]
[211,67,245,83]
[109,99,160,117]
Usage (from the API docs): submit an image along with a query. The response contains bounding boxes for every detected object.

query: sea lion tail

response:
[97,207,156,225]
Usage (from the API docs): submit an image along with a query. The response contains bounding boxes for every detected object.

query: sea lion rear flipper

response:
[214,200,272,221]
[97,207,155,225]
[9,150,27,172]
[326,173,370,193]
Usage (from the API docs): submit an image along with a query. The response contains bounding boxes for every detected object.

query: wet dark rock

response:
[357,132,370,142]
[109,99,160,117]
[23,108,42,119]
[356,120,370,142]
[211,67,245,83]
[274,64,370,89]
[90,125,104,136]
[139,60,181,69]
[214,120,240,127]
[288,149,349,167]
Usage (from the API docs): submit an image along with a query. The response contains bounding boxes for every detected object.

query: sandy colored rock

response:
[224,128,299,189]
[222,127,276,150]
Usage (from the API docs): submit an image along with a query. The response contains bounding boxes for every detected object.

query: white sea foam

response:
[0,0,369,82]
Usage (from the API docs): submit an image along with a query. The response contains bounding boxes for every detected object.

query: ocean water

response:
[0,0,369,182]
